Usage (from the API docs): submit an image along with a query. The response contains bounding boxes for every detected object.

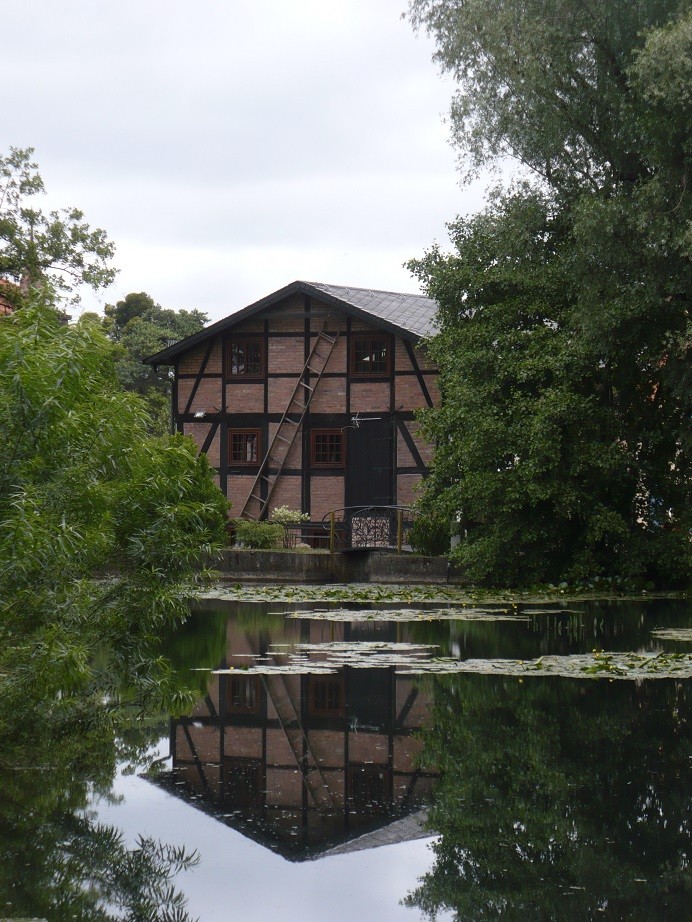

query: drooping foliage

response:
[407,0,691,585]
[0,295,229,713]
[0,295,228,916]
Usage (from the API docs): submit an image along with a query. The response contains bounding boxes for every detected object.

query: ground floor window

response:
[229,429,260,465]
[227,675,260,714]
[308,674,345,717]
[311,429,344,467]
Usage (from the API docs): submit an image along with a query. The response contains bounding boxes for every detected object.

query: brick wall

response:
[177,376,222,414]
[173,297,439,515]
[311,476,345,518]
[350,381,391,413]
[226,382,264,413]
[182,421,220,466]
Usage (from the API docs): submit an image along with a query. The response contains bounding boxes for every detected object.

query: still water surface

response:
[8,596,692,920]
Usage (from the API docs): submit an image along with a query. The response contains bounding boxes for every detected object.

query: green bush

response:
[408,512,451,556]
[233,518,284,550]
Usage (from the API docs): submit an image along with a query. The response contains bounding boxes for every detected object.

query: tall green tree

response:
[103,291,208,434]
[0,294,228,716]
[0,147,116,303]
[407,0,690,585]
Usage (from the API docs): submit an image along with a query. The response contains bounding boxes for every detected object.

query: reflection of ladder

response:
[261,674,337,811]
[240,329,339,521]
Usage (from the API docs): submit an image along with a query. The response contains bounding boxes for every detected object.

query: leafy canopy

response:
[0,294,229,712]
[102,291,208,434]
[407,0,691,585]
[0,147,116,303]
[0,294,229,916]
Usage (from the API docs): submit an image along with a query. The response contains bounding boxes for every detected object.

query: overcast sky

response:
[3,0,486,322]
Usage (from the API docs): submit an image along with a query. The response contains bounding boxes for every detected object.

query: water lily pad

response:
[650,628,692,642]
[280,607,524,622]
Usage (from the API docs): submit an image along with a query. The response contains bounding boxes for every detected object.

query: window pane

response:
[353,337,388,375]
[230,343,244,375]
[230,431,259,464]
[229,340,262,376]
[313,431,342,466]
[245,342,261,375]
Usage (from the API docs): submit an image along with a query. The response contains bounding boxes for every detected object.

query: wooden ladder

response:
[240,328,339,521]
[261,674,337,811]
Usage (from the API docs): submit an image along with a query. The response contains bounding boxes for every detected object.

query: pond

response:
[2,593,690,920]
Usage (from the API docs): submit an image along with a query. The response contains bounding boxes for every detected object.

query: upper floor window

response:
[227,338,264,378]
[351,335,390,376]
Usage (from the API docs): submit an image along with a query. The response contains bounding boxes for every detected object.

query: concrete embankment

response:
[210,548,465,584]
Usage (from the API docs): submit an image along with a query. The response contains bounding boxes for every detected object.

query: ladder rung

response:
[299,382,313,390]
[276,434,290,442]
[249,493,263,502]
[319,333,336,343]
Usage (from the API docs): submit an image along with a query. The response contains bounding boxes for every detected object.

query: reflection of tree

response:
[407,676,690,920]
[0,696,198,920]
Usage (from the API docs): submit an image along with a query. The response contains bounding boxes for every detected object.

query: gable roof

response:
[144,279,438,365]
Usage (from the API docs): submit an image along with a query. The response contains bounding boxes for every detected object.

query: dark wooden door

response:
[346,419,392,507]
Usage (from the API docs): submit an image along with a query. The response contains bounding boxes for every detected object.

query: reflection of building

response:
[160,616,438,859]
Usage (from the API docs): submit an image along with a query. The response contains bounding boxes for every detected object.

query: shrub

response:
[408,512,451,556]
[232,518,284,550]
[270,505,310,525]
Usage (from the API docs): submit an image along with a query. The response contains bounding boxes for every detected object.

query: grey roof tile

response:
[308,282,438,338]
[145,279,439,364]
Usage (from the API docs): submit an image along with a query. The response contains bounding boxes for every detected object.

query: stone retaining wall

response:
[211,549,464,584]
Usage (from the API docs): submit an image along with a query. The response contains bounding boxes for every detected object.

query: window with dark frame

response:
[308,674,345,717]
[351,335,390,376]
[227,675,260,714]
[311,429,344,468]
[347,764,391,814]
[227,338,264,378]
[229,429,260,465]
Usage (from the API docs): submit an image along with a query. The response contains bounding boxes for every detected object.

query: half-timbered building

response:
[146,280,439,526]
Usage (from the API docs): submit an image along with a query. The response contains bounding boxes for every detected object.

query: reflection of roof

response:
[145,770,432,863]
[320,808,432,857]
[145,280,438,365]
